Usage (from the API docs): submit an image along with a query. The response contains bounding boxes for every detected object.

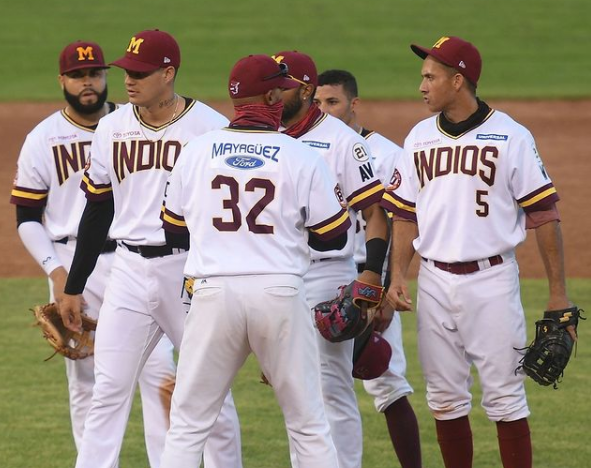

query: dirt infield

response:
[1,100,589,278]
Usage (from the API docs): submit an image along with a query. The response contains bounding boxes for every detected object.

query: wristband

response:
[363,237,388,274]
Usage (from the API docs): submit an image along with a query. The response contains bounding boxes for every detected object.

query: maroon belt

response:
[423,255,503,275]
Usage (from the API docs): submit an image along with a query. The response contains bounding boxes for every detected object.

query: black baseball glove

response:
[314,280,384,342]
[516,306,584,388]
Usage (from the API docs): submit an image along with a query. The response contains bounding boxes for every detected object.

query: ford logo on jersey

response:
[225,156,265,170]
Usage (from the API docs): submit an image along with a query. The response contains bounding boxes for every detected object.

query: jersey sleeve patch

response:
[9,186,48,207]
[517,183,560,212]
[81,172,113,201]
[380,191,417,222]
[346,179,385,212]
[161,206,188,234]
[309,208,352,240]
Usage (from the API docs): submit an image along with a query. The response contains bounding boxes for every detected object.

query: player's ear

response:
[350,96,360,112]
[301,84,315,101]
[163,66,177,84]
[58,74,65,90]
[265,88,282,106]
[452,73,464,91]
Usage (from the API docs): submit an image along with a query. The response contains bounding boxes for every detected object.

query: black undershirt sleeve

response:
[16,205,43,226]
[308,230,347,252]
[64,198,114,295]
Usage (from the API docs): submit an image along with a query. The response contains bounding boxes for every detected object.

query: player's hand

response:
[58,293,84,333]
[386,275,413,312]
[49,266,68,309]
[357,269,382,287]
[372,301,395,333]
[546,296,576,340]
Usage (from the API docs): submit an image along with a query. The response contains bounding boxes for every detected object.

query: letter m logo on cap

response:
[77,46,95,62]
[127,37,145,54]
[433,36,450,49]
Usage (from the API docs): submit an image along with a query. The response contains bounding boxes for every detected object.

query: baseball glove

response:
[516,305,585,388]
[314,280,384,342]
[32,303,97,360]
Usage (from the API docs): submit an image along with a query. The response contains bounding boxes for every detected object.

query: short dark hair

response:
[318,69,358,99]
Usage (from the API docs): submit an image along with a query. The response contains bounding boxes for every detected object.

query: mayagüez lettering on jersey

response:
[211,142,281,162]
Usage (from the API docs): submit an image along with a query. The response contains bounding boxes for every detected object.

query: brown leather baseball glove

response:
[32,303,96,360]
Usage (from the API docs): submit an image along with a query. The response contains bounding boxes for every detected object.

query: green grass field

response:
[1,1,589,466]
[1,277,589,467]
[0,0,590,101]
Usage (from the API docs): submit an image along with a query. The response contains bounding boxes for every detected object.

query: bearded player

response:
[274,50,388,468]
[315,68,422,468]
[10,40,176,466]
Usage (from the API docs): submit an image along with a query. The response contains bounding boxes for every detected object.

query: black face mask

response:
[63,85,108,115]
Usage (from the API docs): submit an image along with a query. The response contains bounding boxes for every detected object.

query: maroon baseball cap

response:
[59,41,108,74]
[228,54,299,99]
[272,51,318,86]
[352,330,392,380]
[110,29,180,72]
[411,36,482,87]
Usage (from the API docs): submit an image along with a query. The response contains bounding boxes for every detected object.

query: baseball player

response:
[159,53,349,468]
[383,36,572,468]
[273,51,389,468]
[10,40,176,466]
[315,69,422,468]
[58,30,242,468]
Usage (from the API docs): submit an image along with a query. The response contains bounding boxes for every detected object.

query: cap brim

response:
[110,57,160,72]
[411,44,455,70]
[410,44,431,60]
[61,64,110,74]
[278,76,300,90]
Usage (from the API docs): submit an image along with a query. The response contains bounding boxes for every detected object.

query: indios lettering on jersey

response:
[414,145,498,188]
[52,141,91,185]
[112,139,182,183]
[211,142,280,162]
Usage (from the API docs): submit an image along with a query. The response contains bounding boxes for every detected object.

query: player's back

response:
[163,128,348,278]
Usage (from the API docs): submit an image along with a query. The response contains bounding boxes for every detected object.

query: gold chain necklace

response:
[138,94,180,143]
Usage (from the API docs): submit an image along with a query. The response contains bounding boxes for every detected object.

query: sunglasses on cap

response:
[262,62,289,81]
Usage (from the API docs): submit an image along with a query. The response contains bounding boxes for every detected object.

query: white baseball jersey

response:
[11,108,110,239]
[82,99,228,245]
[162,127,351,278]
[293,114,385,261]
[381,109,559,262]
[10,104,178,464]
[353,129,404,264]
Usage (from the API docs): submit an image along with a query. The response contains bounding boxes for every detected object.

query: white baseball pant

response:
[362,312,414,412]
[74,248,242,468]
[289,257,360,468]
[417,254,530,422]
[160,274,339,468]
[51,240,176,467]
